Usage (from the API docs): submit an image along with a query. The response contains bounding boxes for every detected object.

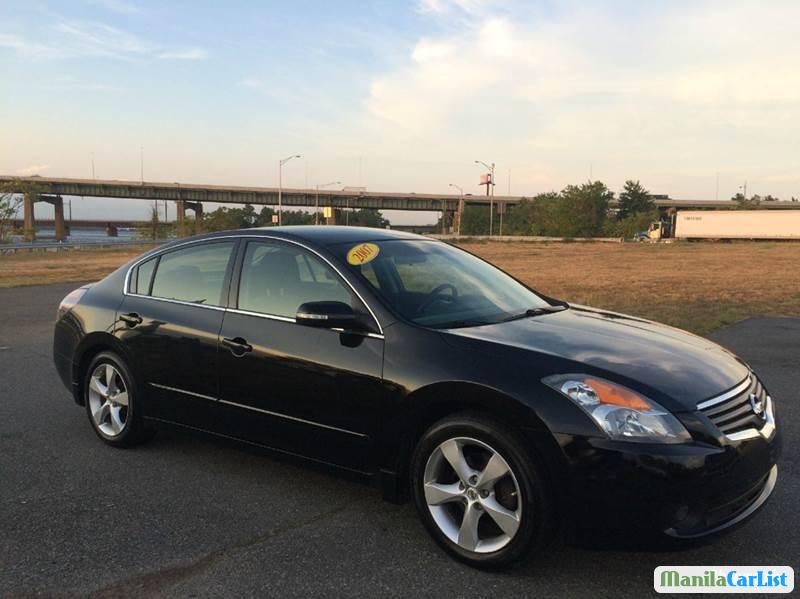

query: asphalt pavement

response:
[0,283,797,598]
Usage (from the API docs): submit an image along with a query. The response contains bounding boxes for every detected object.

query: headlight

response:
[543,374,691,444]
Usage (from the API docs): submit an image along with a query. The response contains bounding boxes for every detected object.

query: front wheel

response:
[83,351,154,447]
[410,412,555,568]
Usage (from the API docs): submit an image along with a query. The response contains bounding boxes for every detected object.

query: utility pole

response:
[739,180,748,199]
[475,160,495,236]
[278,154,301,226]
[91,153,96,180]
[715,171,719,201]
[140,147,144,184]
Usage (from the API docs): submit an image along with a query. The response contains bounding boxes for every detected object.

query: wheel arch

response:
[71,332,133,406]
[382,381,566,503]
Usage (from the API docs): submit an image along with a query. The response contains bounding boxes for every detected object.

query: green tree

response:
[0,186,23,243]
[346,208,389,228]
[504,192,559,235]
[460,205,490,235]
[556,181,613,237]
[0,179,44,242]
[617,180,653,220]
[732,193,760,209]
[605,209,660,239]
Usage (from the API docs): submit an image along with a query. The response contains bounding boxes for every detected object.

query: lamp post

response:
[278,154,301,226]
[449,183,464,236]
[315,180,341,225]
[475,160,495,236]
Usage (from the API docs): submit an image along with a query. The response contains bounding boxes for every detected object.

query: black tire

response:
[410,411,555,568]
[83,351,154,447]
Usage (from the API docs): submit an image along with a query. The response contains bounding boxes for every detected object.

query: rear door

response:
[116,239,237,429]
[216,239,385,472]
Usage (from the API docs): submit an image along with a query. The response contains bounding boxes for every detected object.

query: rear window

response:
[149,242,235,306]
[132,257,157,295]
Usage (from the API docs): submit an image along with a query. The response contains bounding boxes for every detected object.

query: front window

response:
[238,241,354,318]
[337,240,554,328]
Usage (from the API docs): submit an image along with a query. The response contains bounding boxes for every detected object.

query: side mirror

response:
[296,301,359,330]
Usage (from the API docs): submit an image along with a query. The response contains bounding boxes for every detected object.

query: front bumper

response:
[553,414,781,539]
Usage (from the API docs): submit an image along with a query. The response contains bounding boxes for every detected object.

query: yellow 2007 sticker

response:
[347,242,380,266]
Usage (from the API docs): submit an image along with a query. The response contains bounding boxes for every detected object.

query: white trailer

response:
[674,210,800,240]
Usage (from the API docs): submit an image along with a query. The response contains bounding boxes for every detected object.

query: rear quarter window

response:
[149,242,235,306]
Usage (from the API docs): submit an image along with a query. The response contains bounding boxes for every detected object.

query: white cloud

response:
[87,0,142,15]
[416,0,495,15]
[360,0,800,199]
[239,78,264,88]
[157,47,208,60]
[0,33,55,57]
[17,164,50,176]
[53,20,155,58]
[0,20,208,63]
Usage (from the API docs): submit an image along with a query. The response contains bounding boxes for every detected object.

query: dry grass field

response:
[0,246,148,289]
[461,241,800,334]
[2,240,799,334]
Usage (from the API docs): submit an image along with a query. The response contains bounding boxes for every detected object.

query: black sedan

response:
[53,226,780,567]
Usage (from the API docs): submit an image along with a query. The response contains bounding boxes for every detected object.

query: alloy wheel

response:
[88,363,129,437]
[423,436,522,554]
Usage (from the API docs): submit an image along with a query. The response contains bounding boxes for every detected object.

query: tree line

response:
[458,179,659,238]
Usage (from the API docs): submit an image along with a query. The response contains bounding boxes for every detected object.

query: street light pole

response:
[449,183,464,236]
[475,160,495,236]
[278,154,301,226]
[315,180,341,225]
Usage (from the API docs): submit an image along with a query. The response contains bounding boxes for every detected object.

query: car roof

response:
[199,225,427,247]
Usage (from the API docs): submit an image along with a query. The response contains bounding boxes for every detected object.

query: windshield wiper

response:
[440,319,494,329]
[500,304,568,323]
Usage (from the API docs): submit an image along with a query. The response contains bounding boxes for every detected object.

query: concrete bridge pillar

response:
[23,193,36,241]
[176,200,187,237]
[176,200,204,236]
[191,202,204,233]
[52,196,66,241]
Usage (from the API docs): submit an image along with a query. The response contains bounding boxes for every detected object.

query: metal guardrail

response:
[0,239,163,254]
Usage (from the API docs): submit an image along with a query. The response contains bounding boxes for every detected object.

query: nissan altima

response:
[53,226,780,567]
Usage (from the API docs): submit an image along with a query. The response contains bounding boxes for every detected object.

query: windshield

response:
[336,240,556,328]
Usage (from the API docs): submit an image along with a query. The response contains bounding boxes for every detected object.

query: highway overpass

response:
[4,175,800,241]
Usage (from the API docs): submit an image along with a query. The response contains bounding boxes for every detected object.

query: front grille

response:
[698,376,768,437]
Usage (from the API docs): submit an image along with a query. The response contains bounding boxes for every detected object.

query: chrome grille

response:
[698,377,768,437]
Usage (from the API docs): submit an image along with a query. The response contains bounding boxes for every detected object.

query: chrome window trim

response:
[224,308,384,339]
[123,234,384,335]
[227,308,296,323]
[696,376,752,411]
[126,293,227,312]
[149,382,368,438]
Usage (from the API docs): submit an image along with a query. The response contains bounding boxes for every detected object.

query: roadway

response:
[6,174,800,211]
[0,283,797,597]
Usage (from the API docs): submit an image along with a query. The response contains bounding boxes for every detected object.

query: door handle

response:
[222,337,253,356]
[119,312,143,327]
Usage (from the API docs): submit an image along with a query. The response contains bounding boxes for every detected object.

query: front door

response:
[116,239,237,429]
[217,239,384,472]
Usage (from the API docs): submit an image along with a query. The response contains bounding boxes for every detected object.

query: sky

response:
[1,0,799,223]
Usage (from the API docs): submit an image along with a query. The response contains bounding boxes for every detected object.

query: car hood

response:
[444,305,749,410]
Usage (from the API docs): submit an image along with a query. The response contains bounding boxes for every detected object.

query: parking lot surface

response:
[1,283,797,597]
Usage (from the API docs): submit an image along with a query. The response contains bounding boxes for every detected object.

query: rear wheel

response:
[410,412,554,568]
[83,351,153,447]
